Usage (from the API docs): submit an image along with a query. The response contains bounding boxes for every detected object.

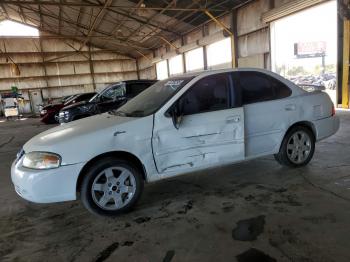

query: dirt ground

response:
[0,112,350,262]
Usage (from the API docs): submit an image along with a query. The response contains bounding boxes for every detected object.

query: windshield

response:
[89,83,126,102]
[114,76,194,117]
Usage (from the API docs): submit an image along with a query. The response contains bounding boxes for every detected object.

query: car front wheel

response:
[80,157,144,216]
[274,126,315,167]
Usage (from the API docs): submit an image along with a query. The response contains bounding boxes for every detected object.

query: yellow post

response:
[230,35,236,68]
[342,20,350,109]
[204,10,237,68]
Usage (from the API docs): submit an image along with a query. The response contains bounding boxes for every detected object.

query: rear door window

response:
[235,71,291,105]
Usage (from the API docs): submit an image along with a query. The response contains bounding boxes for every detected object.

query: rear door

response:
[233,71,295,157]
[152,72,245,174]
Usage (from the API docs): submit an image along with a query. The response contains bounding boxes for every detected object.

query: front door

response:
[152,72,245,175]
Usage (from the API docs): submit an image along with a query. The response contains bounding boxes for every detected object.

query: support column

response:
[342,20,349,109]
[203,45,208,70]
[38,37,49,90]
[88,45,97,91]
[181,36,186,73]
[204,10,237,68]
[231,9,238,68]
[136,58,140,80]
[202,25,208,70]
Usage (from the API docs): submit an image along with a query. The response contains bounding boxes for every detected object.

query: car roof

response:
[76,92,96,95]
[101,79,157,87]
[166,67,305,96]
[123,79,157,83]
[162,68,277,80]
[172,67,279,77]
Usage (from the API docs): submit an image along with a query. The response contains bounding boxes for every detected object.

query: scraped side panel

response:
[152,108,245,176]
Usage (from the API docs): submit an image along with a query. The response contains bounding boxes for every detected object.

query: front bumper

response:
[11,158,85,203]
[41,112,56,124]
[313,115,340,141]
[58,113,70,124]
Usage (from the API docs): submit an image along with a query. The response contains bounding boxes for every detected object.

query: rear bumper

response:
[313,115,340,141]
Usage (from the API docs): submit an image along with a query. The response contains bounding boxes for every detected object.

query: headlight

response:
[59,111,69,119]
[22,152,61,169]
[41,110,47,115]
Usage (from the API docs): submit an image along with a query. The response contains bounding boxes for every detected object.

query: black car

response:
[40,92,96,124]
[58,80,157,123]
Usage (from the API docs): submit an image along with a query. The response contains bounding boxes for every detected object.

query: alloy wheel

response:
[91,166,136,210]
[286,131,312,164]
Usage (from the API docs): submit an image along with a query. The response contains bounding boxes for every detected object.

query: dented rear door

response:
[152,72,245,175]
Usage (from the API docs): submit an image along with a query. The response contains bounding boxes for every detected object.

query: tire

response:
[80,157,144,216]
[274,126,315,167]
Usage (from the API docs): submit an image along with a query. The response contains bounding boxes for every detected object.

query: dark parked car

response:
[40,92,96,124]
[38,94,75,113]
[58,80,157,123]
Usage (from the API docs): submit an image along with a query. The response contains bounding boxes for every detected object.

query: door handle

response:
[285,104,296,111]
[226,115,241,123]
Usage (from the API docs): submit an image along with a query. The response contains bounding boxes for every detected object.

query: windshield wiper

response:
[126,110,145,117]
[108,110,144,117]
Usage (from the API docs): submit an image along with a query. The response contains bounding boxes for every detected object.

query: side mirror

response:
[170,101,184,129]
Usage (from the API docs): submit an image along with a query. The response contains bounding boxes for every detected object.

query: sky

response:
[0,20,39,36]
[271,0,337,73]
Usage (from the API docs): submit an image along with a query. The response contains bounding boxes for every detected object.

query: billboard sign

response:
[294,41,326,58]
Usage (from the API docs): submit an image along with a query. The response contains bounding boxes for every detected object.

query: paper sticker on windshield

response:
[165,80,184,90]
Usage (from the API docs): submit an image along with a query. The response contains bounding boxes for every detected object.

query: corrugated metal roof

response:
[0,0,249,58]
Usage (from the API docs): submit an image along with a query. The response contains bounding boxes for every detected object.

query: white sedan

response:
[11,68,339,216]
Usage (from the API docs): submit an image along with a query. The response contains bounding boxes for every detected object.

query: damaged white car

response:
[11,68,339,216]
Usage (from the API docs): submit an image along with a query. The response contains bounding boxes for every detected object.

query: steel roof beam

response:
[1,1,226,11]
[13,4,153,50]
[79,0,113,50]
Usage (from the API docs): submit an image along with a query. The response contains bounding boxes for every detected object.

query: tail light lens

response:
[331,104,335,116]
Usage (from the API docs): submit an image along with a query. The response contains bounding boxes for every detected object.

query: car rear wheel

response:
[80,157,144,216]
[274,126,315,167]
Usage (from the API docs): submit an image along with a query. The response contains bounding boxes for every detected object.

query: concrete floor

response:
[0,112,350,262]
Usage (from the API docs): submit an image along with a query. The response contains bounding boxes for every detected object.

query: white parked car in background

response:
[11,68,339,216]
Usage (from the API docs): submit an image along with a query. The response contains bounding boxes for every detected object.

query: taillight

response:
[331,104,335,116]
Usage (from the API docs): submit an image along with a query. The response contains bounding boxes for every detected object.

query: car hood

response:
[62,100,94,111]
[23,113,141,164]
